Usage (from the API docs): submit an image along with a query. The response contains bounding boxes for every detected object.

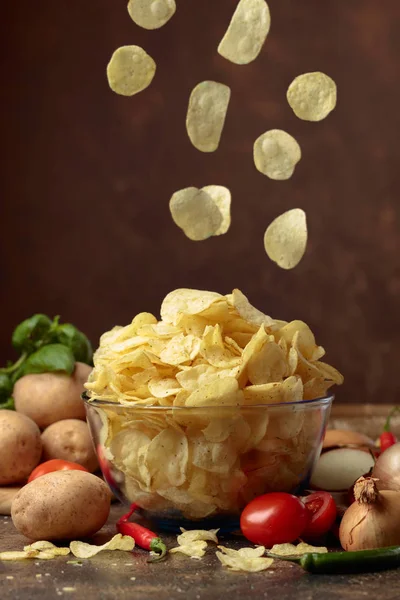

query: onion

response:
[310,448,375,491]
[372,442,400,491]
[339,476,400,550]
[323,429,375,452]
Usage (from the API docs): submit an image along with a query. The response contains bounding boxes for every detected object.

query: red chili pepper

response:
[116,504,167,562]
[380,431,397,453]
[379,407,399,453]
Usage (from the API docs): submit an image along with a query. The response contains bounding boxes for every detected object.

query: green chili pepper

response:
[268,546,400,574]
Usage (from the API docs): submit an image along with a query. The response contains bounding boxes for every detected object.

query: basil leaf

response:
[0,373,13,403]
[12,314,53,353]
[54,324,93,365]
[23,344,75,376]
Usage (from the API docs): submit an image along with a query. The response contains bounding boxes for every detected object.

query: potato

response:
[41,419,99,472]
[11,470,111,540]
[14,362,92,428]
[0,411,42,485]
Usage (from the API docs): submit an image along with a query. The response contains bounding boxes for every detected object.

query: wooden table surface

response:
[1,504,400,600]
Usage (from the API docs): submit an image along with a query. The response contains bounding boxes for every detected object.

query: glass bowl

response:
[84,393,333,532]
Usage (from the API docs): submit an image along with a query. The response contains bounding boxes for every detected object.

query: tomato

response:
[28,459,88,482]
[240,492,309,546]
[302,491,337,537]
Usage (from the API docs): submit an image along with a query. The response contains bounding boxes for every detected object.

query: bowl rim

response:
[82,391,334,411]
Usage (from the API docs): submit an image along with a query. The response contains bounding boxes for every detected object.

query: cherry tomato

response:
[302,491,337,537]
[28,459,88,482]
[240,492,309,546]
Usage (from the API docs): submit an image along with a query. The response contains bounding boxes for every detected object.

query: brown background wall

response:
[1,0,400,404]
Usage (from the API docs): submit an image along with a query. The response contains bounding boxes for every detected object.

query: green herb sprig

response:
[0,314,93,410]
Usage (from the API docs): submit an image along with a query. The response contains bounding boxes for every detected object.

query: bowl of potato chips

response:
[84,288,343,531]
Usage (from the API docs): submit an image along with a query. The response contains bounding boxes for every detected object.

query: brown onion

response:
[339,476,400,550]
[372,442,400,491]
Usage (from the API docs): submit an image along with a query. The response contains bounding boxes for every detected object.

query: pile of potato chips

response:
[85,288,342,520]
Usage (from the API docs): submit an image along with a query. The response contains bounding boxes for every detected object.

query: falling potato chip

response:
[216,545,273,572]
[202,186,231,234]
[170,540,208,558]
[127,0,176,30]
[169,187,223,241]
[107,45,156,96]
[287,72,337,122]
[269,542,328,556]
[70,535,135,559]
[186,82,231,153]
[254,129,301,181]
[177,528,219,545]
[218,0,271,65]
[263,208,307,269]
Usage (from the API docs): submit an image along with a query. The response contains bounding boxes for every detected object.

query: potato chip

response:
[314,361,344,385]
[254,129,301,181]
[70,535,135,559]
[24,542,70,557]
[202,414,250,447]
[169,187,223,241]
[185,377,243,407]
[267,409,304,439]
[170,540,207,558]
[191,434,238,474]
[107,46,156,96]
[303,377,330,400]
[218,545,265,558]
[216,545,273,572]
[202,186,231,234]
[287,72,337,122]
[243,375,303,405]
[269,542,327,556]
[177,528,219,545]
[145,427,188,488]
[263,208,307,269]
[229,289,275,328]
[218,0,271,65]
[279,321,318,359]
[247,338,287,384]
[237,325,269,387]
[0,550,39,561]
[200,326,242,370]
[127,0,176,30]
[186,82,231,153]
[148,377,181,398]
[159,333,201,365]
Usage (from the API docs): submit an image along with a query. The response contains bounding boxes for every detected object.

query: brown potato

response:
[14,362,92,428]
[0,411,42,485]
[11,470,111,540]
[41,419,98,472]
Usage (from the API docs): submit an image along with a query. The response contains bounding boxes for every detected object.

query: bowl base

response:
[139,509,241,534]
